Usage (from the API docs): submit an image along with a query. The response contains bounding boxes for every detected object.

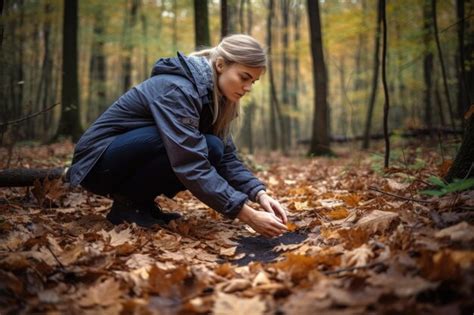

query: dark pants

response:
[82,126,224,206]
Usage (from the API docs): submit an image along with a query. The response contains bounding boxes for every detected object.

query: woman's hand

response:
[257,192,288,224]
[237,204,288,238]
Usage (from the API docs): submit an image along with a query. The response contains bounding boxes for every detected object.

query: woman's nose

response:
[243,84,252,92]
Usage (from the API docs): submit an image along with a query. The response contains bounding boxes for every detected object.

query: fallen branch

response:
[368,186,435,204]
[0,167,67,187]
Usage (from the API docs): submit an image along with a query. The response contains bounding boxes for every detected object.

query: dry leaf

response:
[435,221,474,242]
[342,244,374,267]
[78,278,122,307]
[355,210,399,233]
[218,279,252,293]
[213,292,265,315]
[99,228,133,247]
[367,272,438,297]
[220,246,237,257]
[252,271,271,287]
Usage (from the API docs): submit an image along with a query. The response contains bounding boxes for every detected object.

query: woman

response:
[67,34,288,238]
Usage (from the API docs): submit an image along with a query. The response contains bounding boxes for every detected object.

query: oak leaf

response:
[99,228,133,247]
[341,244,374,267]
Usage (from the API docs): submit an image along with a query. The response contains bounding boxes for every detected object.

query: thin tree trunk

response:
[56,0,82,141]
[380,0,390,168]
[194,0,210,50]
[221,0,228,38]
[432,0,455,129]
[239,0,244,33]
[434,79,446,126]
[281,0,291,149]
[292,0,301,141]
[122,0,140,93]
[423,0,433,130]
[88,7,107,124]
[141,4,149,80]
[362,0,382,149]
[267,0,278,151]
[172,0,177,52]
[446,111,473,181]
[307,0,330,156]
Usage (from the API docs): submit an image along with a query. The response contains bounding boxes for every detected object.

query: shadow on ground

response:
[231,231,308,266]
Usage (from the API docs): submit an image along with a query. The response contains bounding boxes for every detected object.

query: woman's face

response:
[216,59,264,102]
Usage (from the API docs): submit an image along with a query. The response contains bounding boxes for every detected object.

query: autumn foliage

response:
[0,141,473,314]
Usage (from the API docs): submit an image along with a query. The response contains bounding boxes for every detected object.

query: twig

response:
[368,186,435,204]
[0,103,60,127]
[323,261,384,275]
[46,244,65,270]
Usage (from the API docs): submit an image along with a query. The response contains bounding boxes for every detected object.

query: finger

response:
[270,219,288,231]
[261,202,276,215]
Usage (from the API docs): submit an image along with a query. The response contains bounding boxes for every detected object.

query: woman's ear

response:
[215,57,225,74]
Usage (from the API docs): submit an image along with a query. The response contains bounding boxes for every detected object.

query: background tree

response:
[194,0,210,50]
[307,0,330,155]
[362,0,381,150]
[56,0,82,141]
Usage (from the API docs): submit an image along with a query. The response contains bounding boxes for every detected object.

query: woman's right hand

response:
[237,204,288,238]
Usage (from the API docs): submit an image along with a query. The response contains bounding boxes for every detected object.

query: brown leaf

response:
[99,228,133,247]
[77,278,122,307]
[367,271,438,297]
[341,244,374,267]
[435,221,474,242]
[273,254,319,284]
[355,210,399,233]
[324,206,349,220]
[213,293,265,315]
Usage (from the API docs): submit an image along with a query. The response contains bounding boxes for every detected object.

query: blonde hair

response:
[190,34,267,139]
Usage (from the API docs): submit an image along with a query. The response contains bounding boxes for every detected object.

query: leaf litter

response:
[0,141,473,314]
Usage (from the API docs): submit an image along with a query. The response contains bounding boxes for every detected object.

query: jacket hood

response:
[151,52,213,98]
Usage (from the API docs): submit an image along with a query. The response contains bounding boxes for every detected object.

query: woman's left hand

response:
[258,193,288,224]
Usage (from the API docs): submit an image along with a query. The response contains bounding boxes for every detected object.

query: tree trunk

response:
[267,0,278,151]
[432,0,455,129]
[56,0,82,141]
[423,0,433,130]
[172,0,178,52]
[380,0,390,168]
[362,0,382,150]
[307,0,331,156]
[445,108,474,181]
[281,0,291,149]
[292,1,301,141]
[88,6,107,124]
[456,0,473,118]
[122,0,140,93]
[221,0,228,38]
[194,0,210,50]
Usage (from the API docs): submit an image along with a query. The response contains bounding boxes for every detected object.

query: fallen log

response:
[0,167,67,187]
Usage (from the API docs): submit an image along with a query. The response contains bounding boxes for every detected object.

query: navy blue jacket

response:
[67,52,265,218]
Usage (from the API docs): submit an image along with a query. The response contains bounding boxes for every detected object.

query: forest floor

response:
[0,138,473,314]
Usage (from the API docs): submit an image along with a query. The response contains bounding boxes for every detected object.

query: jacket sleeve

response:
[149,85,248,219]
[216,137,266,202]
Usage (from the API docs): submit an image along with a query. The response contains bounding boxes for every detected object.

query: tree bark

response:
[380,0,390,168]
[432,0,455,129]
[0,167,66,187]
[362,0,382,150]
[88,6,107,124]
[423,0,433,130]
[281,0,291,149]
[267,0,278,151]
[456,0,473,119]
[221,0,228,38]
[194,0,210,50]
[307,0,331,156]
[56,0,82,141]
[446,108,474,181]
[122,0,140,93]
[292,0,301,141]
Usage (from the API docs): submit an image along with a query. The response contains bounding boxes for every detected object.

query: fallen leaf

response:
[367,272,438,297]
[435,221,474,242]
[220,247,237,257]
[252,271,271,287]
[218,279,252,293]
[99,228,133,247]
[342,244,374,267]
[355,210,399,233]
[77,278,122,307]
[213,292,265,315]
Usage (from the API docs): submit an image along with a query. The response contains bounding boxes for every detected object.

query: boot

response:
[106,195,181,227]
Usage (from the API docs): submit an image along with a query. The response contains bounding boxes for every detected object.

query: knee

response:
[205,134,224,165]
